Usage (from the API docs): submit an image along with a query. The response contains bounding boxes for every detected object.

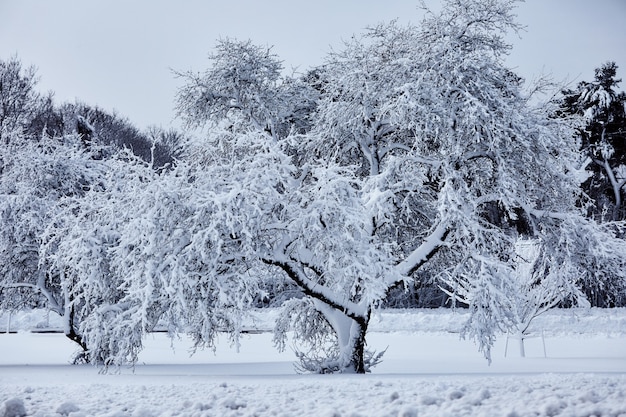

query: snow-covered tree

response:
[558,62,626,222]
[446,221,626,357]
[0,133,111,352]
[40,137,269,368]
[270,0,604,368]
[554,63,626,306]
[168,0,626,372]
[38,150,188,366]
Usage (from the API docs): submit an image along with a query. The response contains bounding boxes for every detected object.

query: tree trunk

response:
[336,315,369,374]
[65,305,88,354]
[315,301,371,374]
[351,320,369,374]
[518,332,526,358]
[65,327,87,353]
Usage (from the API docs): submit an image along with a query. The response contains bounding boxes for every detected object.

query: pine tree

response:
[558,62,626,222]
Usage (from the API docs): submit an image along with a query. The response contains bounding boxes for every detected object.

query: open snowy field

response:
[1,309,626,416]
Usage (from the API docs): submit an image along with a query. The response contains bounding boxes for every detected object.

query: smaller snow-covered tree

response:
[42,141,269,368]
[555,62,626,306]
[39,149,155,364]
[0,133,111,352]
[443,213,626,360]
[558,62,626,222]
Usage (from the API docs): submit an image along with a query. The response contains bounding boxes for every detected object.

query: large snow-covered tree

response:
[273,0,618,367]
[34,0,626,373]
[165,0,626,372]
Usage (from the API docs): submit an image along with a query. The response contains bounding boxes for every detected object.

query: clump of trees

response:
[2,0,626,373]
[0,55,183,359]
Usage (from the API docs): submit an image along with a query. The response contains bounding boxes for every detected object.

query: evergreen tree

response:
[558,62,626,222]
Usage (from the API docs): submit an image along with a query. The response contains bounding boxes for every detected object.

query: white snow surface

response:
[1,308,625,416]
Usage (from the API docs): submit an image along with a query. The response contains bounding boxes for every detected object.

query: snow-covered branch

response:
[395,222,449,278]
[262,256,368,324]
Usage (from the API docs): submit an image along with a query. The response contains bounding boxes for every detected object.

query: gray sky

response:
[1,0,625,129]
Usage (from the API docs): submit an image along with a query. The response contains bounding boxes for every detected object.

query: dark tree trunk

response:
[352,319,369,374]
[65,305,88,353]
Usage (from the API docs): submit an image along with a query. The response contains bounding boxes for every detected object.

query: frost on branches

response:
[165,0,625,372]
[0,133,112,353]
[5,0,626,374]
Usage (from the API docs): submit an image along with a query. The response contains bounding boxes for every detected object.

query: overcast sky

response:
[1,0,625,130]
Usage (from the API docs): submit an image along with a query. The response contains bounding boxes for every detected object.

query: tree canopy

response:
[2,0,626,374]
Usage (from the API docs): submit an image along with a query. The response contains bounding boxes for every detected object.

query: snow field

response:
[1,309,626,416]
[3,307,626,337]
[1,373,626,417]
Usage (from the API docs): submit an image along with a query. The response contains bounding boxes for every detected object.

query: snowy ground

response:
[1,309,625,417]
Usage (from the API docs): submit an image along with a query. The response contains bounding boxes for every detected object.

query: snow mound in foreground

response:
[1,374,625,417]
[0,398,26,417]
